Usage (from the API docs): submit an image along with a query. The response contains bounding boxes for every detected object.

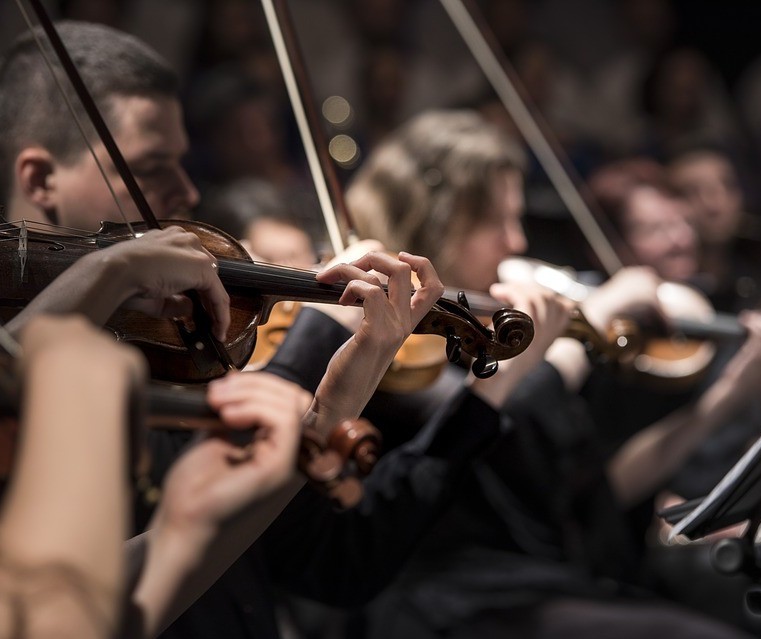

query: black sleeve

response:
[263,307,351,393]
[501,361,582,448]
[261,386,502,606]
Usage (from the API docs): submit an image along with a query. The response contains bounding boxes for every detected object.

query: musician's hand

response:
[106,226,230,341]
[306,239,385,332]
[152,372,309,549]
[581,266,663,333]
[490,280,575,359]
[317,250,443,347]
[310,251,444,433]
[466,282,573,409]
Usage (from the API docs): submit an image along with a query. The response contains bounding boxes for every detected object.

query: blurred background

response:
[5,0,761,271]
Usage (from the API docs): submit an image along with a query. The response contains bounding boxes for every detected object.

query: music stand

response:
[658,435,761,614]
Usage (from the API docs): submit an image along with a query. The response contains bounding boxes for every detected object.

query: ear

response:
[14,147,58,215]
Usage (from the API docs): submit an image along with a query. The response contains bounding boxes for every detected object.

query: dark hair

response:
[199,178,294,240]
[0,20,178,202]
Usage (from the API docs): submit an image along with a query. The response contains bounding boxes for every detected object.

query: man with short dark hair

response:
[0,21,197,229]
[0,20,505,639]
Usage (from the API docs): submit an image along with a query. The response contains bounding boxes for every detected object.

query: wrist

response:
[85,248,140,307]
[147,511,214,577]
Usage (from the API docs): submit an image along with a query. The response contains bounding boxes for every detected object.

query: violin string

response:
[0,221,411,296]
[0,226,406,296]
[0,219,104,237]
[0,220,145,254]
[13,0,136,237]
[0,224,99,248]
[0,225,334,288]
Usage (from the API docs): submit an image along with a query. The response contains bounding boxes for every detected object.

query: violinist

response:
[345,109,758,638]
[0,315,147,639]
[197,177,319,268]
[0,313,316,639]
[586,157,760,493]
[0,21,530,639]
[0,17,232,338]
[667,145,761,314]
[588,156,761,629]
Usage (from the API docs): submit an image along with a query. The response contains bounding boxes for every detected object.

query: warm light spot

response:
[329,134,360,168]
[322,95,352,126]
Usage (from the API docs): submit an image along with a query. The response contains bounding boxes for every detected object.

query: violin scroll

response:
[416,294,534,380]
[299,418,381,509]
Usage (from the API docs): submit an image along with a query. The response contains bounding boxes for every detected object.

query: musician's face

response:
[451,169,526,291]
[623,186,699,281]
[669,153,743,245]
[244,218,317,268]
[51,95,199,231]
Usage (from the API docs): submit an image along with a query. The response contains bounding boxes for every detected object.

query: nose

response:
[667,219,696,251]
[504,219,528,256]
[166,168,200,218]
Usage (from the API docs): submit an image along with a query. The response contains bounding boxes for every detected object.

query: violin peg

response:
[472,352,498,379]
[446,334,462,363]
[327,477,364,510]
[457,290,470,310]
[302,449,343,483]
[326,418,381,475]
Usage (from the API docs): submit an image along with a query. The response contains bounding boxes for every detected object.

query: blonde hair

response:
[347,110,525,280]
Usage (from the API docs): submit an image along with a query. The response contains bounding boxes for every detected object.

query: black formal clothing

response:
[149,308,503,639]
[366,363,754,639]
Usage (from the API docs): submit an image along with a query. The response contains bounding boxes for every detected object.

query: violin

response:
[0,347,381,509]
[500,257,747,387]
[0,219,535,383]
[250,0,540,391]
[4,0,410,509]
[442,0,751,388]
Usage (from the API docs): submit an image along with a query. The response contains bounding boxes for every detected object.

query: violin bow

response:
[15,0,236,376]
[440,0,633,276]
[260,0,358,255]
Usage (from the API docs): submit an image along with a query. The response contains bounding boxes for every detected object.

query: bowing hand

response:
[153,371,310,549]
[114,226,230,341]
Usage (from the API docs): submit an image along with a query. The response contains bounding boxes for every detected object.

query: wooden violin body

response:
[0,219,535,383]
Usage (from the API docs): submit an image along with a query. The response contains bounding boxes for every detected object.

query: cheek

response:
[458,233,502,284]
[629,236,659,264]
[56,176,117,228]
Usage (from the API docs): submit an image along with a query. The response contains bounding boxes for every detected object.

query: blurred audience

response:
[667,146,761,312]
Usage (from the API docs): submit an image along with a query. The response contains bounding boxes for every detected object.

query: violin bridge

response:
[17,221,27,282]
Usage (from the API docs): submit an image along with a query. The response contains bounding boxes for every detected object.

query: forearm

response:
[468,334,589,408]
[0,354,132,623]
[608,377,742,507]
[309,337,398,437]
[264,307,392,437]
[126,478,301,639]
[264,307,351,393]
[544,337,593,394]
[7,251,135,334]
